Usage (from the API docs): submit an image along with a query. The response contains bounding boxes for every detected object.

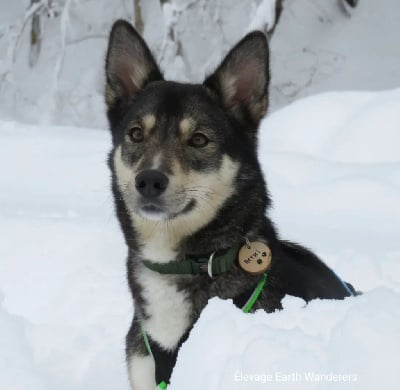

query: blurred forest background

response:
[1,3,400,389]
[0,0,399,128]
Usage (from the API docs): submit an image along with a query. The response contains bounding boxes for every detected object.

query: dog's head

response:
[105,20,270,242]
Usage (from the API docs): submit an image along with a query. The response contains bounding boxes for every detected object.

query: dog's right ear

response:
[105,20,162,121]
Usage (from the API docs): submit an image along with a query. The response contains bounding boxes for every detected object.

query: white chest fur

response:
[138,226,178,264]
[136,266,191,351]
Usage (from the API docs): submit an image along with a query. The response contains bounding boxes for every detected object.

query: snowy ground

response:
[1,89,399,389]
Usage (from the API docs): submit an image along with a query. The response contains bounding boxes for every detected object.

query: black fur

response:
[105,20,356,388]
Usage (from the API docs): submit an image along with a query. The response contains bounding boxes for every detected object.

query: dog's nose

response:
[135,169,169,198]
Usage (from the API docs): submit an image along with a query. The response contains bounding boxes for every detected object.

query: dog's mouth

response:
[137,199,196,221]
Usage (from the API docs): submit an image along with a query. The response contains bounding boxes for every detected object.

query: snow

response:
[0,122,131,390]
[257,90,400,255]
[270,0,400,110]
[1,88,399,389]
[170,290,400,389]
[0,0,266,127]
[2,0,399,126]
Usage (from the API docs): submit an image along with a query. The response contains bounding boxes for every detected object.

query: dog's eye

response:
[188,133,209,148]
[128,126,144,143]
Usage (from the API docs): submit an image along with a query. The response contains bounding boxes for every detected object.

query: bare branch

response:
[134,0,144,35]
[268,0,284,38]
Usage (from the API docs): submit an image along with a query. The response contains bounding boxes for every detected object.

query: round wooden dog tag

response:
[238,242,271,274]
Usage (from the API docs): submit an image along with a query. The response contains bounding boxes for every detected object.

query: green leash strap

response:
[140,323,153,357]
[140,324,167,389]
[142,242,243,276]
[140,272,268,389]
[242,273,268,313]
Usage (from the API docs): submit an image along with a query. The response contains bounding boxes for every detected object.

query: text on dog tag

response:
[238,242,271,274]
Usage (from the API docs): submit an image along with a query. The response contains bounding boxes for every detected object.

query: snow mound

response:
[259,89,400,257]
[170,290,400,390]
[0,301,45,390]
[0,121,131,390]
[259,89,400,163]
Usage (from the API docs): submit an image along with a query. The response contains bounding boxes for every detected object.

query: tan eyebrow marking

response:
[179,117,195,138]
[142,114,156,130]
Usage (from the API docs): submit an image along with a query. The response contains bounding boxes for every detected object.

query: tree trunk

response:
[134,0,144,35]
[29,0,42,67]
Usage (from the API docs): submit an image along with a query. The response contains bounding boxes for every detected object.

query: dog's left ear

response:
[204,31,270,130]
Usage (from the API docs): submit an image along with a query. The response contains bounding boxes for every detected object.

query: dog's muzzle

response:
[133,169,194,220]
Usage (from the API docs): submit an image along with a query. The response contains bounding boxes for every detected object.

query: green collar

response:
[142,242,243,277]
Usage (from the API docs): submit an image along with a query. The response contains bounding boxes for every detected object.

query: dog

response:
[104,20,356,390]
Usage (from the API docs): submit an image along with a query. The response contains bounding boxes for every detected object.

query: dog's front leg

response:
[127,352,157,390]
[126,319,157,390]
[127,339,178,389]
[151,341,180,386]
